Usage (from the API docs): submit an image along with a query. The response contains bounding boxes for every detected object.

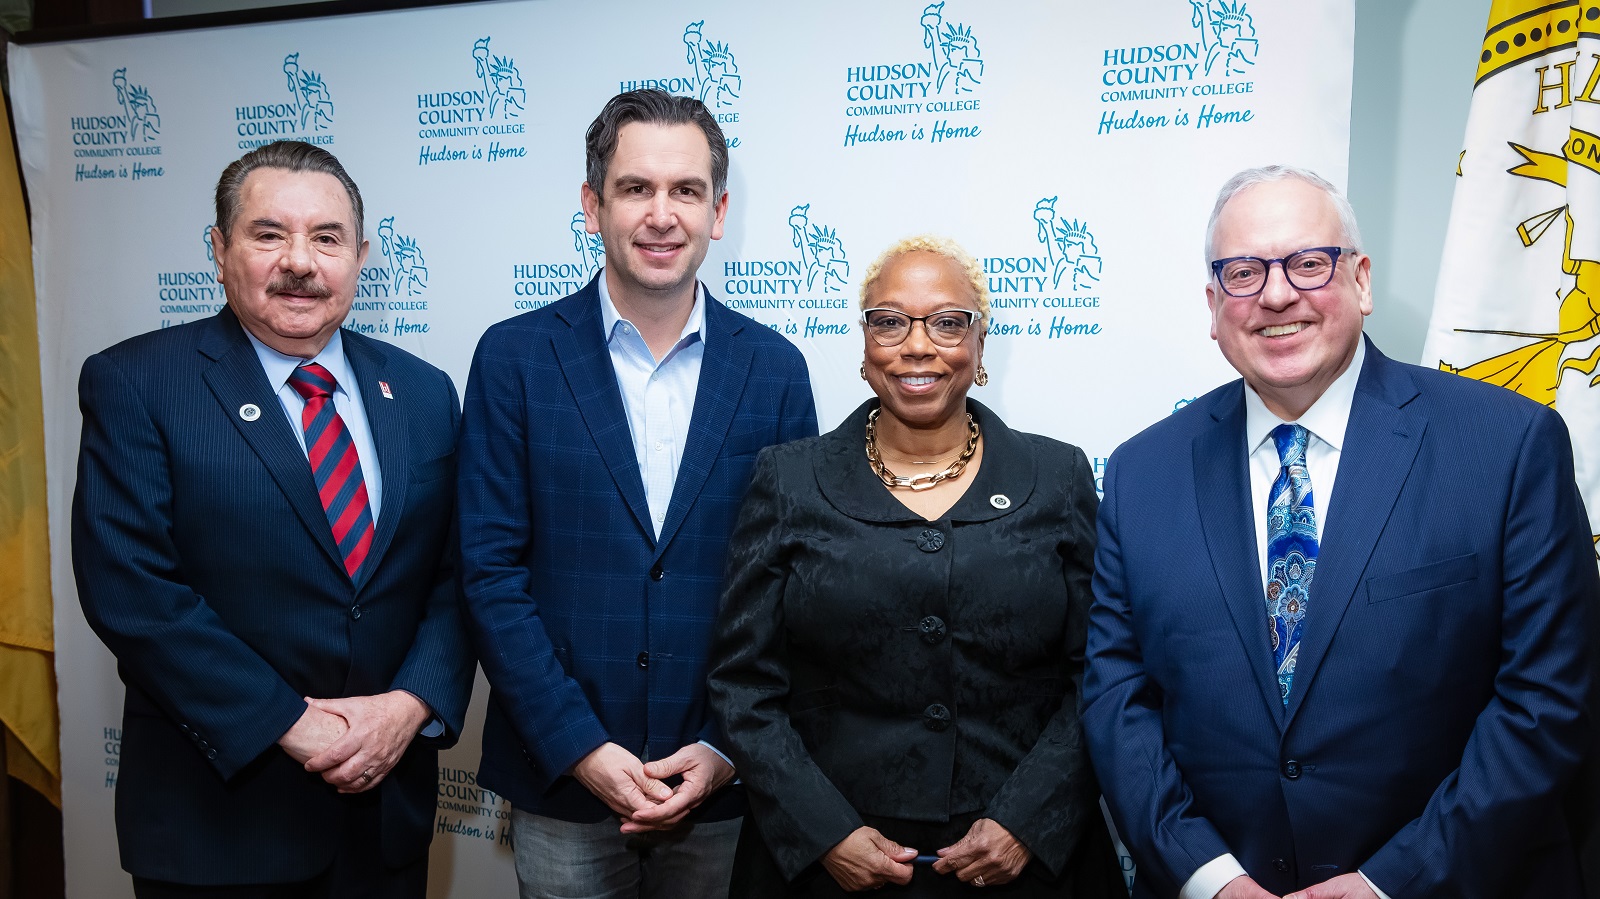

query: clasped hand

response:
[822,818,1030,892]
[277,691,430,794]
[570,742,736,833]
[1220,874,1380,899]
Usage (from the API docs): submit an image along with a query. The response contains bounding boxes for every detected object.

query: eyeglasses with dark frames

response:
[861,308,978,347]
[1209,246,1357,298]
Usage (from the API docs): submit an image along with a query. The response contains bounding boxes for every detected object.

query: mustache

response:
[266,274,332,298]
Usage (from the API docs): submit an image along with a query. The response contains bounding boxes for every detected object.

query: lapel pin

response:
[378,380,394,400]
[989,494,1011,509]
[239,403,261,422]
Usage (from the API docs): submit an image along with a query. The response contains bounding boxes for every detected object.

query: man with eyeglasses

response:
[1083,165,1598,899]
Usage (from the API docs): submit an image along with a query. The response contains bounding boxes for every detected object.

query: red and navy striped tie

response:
[288,363,374,580]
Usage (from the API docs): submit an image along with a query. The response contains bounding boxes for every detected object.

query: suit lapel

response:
[1284,346,1423,725]
[655,297,753,556]
[1193,385,1286,726]
[199,310,345,573]
[552,284,654,541]
[345,333,408,591]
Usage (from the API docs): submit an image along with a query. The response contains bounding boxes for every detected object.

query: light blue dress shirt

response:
[597,270,706,539]
[244,327,383,522]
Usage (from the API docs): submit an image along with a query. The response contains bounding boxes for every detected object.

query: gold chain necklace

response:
[865,407,980,492]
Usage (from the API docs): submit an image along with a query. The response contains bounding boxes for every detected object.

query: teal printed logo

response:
[841,3,985,148]
[684,21,741,109]
[474,37,526,119]
[416,37,529,165]
[1190,0,1258,77]
[156,224,221,328]
[571,212,605,280]
[1096,1,1259,135]
[283,53,334,131]
[981,198,1104,341]
[379,217,428,297]
[723,204,853,339]
[789,204,850,293]
[1033,198,1101,291]
[114,69,160,142]
[618,21,742,146]
[511,211,603,310]
[235,53,335,149]
[921,3,983,96]
[69,67,166,181]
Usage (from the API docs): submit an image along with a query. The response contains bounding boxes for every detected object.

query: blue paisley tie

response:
[1266,423,1317,704]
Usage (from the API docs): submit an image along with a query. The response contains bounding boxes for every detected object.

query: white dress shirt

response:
[1181,340,1392,899]
[244,327,383,521]
[597,269,706,539]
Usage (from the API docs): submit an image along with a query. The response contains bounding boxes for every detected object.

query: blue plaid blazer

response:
[459,276,817,821]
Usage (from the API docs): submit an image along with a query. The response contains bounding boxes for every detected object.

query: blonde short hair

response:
[858,234,990,328]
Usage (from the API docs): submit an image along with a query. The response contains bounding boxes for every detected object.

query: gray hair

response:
[1204,165,1363,265]
[585,89,729,201]
[214,140,364,246]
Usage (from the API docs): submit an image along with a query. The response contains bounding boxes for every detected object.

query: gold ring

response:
[359,768,374,781]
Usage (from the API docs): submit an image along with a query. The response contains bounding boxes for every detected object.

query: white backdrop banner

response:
[9,0,1353,895]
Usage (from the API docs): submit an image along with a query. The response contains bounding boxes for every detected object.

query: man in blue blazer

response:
[72,141,474,898]
[1084,166,1598,899]
[458,90,817,899]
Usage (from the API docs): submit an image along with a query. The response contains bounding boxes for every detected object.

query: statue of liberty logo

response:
[1033,198,1102,291]
[920,3,983,96]
[1190,0,1258,78]
[789,205,850,294]
[473,37,526,120]
[113,69,160,143]
[378,217,428,297]
[571,211,605,279]
[282,53,334,131]
[683,21,741,109]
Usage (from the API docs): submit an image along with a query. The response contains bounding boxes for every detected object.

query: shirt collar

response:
[1243,337,1365,456]
[243,326,356,398]
[597,266,707,349]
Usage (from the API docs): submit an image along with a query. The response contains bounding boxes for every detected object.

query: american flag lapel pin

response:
[378,380,394,399]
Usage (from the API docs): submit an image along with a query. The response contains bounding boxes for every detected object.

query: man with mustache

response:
[72,140,474,898]
[458,89,817,899]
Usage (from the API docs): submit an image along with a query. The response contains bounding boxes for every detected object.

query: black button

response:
[918,615,947,645]
[350,605,362,620]
[1273,858,1289,872]
[1283,759,1301,779]
[649,565,665,581]
[916,529,945,553]
[206,749,217,760]
[923,703,952,732]
[637,652,649,669]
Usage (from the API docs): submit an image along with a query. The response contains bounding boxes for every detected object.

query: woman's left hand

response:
[932,818,1031,887]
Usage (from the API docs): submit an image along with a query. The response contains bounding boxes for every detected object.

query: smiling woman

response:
[708,236,1123,897]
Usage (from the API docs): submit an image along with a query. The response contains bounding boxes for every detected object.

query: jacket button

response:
[1283,759,1301,779]
[1273,858,1289,872]
[350,605,362,620]
[923,703,952,732]
[918,615,947,644]
[916,528,945,552]
[649,565,665,581]
[637,652,649,669]
[206,748,218,760]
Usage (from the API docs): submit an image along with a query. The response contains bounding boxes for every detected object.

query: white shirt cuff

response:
[697,740,741,784]
[1181,854,1248,899]
[1359,870,1393,899]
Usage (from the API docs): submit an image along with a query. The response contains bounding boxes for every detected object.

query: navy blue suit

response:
[71,308,475,885]
[1084,340,1599,898]
[458,277,817,822]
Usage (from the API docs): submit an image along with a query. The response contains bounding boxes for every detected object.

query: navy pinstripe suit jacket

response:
[71,308,475,884]
[459,277,817,821]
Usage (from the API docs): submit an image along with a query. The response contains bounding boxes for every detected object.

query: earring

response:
[975,365,989,387]
[860,363,868,381]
